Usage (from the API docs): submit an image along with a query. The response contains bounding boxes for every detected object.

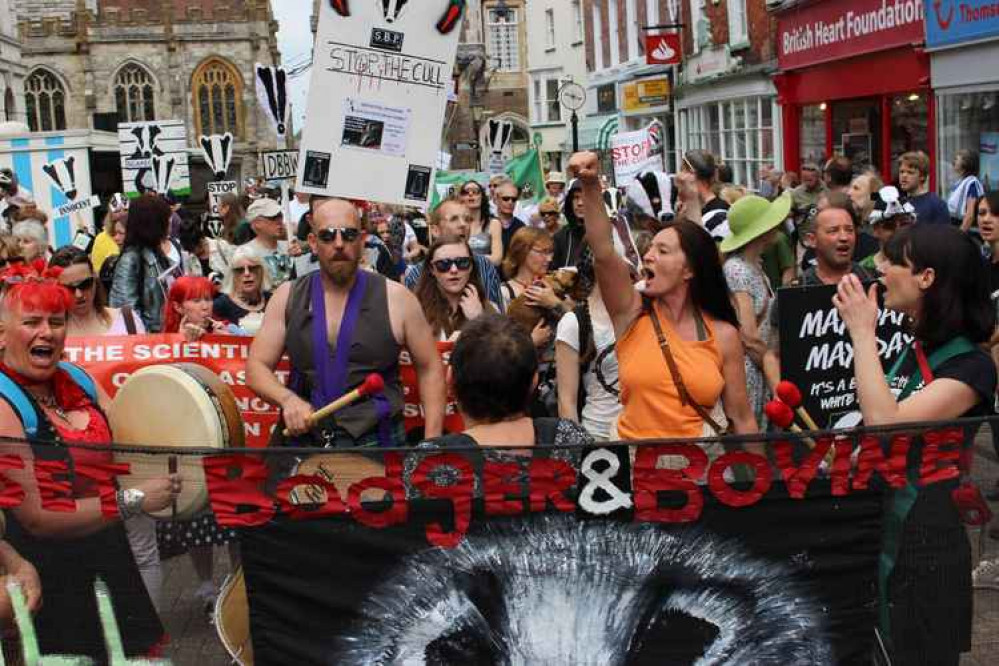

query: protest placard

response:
[778,283,912,429]
[295,0,463,206]
[118,120,191,197]
[260,150,299,181]
[611,121,665,187]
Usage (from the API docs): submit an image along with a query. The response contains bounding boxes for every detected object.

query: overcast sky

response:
[272,1,313,132]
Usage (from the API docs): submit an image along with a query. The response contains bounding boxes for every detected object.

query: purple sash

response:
[309,270,394,447]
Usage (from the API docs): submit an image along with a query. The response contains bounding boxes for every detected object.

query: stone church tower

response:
[15,0,284,184]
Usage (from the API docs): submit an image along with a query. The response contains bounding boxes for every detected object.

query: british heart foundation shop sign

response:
[778,0,925,70]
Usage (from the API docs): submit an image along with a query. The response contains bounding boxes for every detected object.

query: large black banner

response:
[778,283,912,430]
[240,445,883,665]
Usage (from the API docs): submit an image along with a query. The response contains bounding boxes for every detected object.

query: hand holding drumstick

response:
[281,374,386,437]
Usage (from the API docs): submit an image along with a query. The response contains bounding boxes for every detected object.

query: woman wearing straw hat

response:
[720,194,792,425]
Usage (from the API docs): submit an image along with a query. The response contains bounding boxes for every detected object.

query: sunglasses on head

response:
[432,257,472,273]
[316,227,361,243]
[65,277,95,292]
[233,265,262,275]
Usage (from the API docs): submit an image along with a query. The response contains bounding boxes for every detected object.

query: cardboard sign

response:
[645,33,682,65]
[296,0,463,205]
[117,119,191,197]
[260,150,300,181]
[611,122,665,187]
[56,194,100,219]
[777,283,912,430]
[207,180,239,217]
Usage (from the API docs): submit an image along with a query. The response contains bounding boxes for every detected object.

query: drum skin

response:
[108,364,243,520]
[216,568,253,666]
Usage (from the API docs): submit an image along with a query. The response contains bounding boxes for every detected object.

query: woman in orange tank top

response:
[567,152,757,441]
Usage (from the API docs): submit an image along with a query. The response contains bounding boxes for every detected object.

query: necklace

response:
[30,391,68,422]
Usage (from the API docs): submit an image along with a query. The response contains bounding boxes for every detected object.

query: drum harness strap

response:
[0,362,99,438]
[307,270,393,448]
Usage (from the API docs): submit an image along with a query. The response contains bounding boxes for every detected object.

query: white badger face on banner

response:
[483,118,514,173]
[335,515,833,664]
[42,156,79,201]
[200,133,234,181]
[255,64,289,138]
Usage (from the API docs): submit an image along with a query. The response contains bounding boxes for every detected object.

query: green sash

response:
[877,336,976,643]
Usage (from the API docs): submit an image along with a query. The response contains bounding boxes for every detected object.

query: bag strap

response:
[0,372,38,436]
[648,306,724,435]
[121,305,138,335]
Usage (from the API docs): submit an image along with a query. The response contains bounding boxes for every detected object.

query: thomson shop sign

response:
[925,0,999,48]
[778,0,925,70]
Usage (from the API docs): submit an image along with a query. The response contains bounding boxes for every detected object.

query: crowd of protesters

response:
[0,141,995,663]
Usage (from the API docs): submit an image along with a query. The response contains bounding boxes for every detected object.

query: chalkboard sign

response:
[777,283,913,430]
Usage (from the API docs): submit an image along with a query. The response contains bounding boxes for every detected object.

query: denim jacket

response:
[109,242,181,332]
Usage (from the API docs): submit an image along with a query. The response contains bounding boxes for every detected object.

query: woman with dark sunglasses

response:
[460,180,502,267]
[214,245,272,335]
[414,236,495,341]
[49,246,144,336]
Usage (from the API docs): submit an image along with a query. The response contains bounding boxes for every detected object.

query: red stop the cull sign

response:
[646,34,681,66]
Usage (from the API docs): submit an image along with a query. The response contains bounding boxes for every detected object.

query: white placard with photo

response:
[296,0,464,207]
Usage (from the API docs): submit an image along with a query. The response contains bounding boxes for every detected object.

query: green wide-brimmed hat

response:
[719,193,792,254]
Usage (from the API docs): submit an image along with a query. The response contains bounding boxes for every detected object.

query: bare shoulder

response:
[0,399,26,440]
[712,319,741,350]
[386,277,419,309]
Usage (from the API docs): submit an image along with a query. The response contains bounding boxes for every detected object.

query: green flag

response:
[505,149,546,203]
[429,170,488,211]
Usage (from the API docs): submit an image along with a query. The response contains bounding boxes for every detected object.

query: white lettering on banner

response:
[260,151,299,181]
[781,0,923,56]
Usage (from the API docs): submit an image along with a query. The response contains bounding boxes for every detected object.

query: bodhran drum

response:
[108,363,244,520]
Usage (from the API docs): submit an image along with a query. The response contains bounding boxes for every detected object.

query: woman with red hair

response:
[159,274,242,617]
[162,276,245,341]
[0,261,179,659]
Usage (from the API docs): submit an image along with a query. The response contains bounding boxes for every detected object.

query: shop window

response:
[25,68,67,132]
[938,91,999,192]
[681,96,776,188]
[799,105,825,168]
[832,99,881,175]
[571,1,583,43]
[888,93,928,181]
[727,0,748,47]
[114,63,156,123]
[191,57,243,139]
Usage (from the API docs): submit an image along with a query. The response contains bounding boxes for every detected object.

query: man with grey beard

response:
[248,197,445,448]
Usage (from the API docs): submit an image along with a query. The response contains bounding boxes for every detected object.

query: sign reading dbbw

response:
[260,150,299,181]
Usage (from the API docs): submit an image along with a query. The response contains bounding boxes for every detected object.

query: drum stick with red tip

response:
[283,373,386,436]
[775,380,821,432]
[765,400,816,449]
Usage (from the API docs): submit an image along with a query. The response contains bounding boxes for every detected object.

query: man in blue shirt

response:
[899,151,950,225]
[404,199,503,310]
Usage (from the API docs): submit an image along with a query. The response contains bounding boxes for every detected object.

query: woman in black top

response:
[835,224,997,666]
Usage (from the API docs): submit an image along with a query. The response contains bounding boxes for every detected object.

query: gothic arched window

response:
[191,58,242,138]
[25,69,67,132]
[114,63,156,122]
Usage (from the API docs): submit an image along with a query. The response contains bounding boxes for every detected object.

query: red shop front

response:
[774,0,934,187]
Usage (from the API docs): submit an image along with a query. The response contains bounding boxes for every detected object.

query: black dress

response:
[886,347,996,665]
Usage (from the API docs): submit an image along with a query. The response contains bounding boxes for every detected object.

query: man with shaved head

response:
[248,197,445,448]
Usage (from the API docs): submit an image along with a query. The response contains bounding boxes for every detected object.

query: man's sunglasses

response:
[432,257,472,272]
[498,196,518,202]
[316,227,361,243]
[64,277,95,292]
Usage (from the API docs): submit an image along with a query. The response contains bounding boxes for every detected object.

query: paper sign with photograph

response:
[296,0,463,206]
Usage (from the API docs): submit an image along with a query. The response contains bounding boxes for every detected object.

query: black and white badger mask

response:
[627,171,675,224]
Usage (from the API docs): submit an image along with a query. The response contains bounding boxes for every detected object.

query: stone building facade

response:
[0,0,25,123]
[15,0,283,188]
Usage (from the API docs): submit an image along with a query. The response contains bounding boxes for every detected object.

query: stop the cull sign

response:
[778,283,912,430]
[611,123,665,187]
[296,1,463,207]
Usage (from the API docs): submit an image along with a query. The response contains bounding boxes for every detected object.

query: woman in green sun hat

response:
[720,193,792,425]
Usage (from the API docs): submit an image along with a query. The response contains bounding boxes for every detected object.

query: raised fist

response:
[567,152,600,185]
